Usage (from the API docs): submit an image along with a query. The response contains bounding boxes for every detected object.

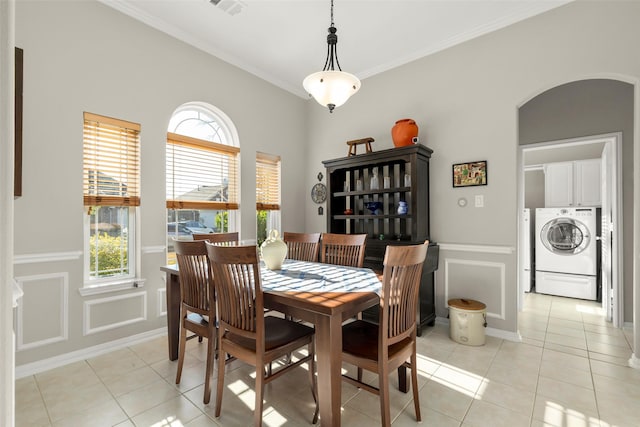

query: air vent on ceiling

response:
[209,0,246,16]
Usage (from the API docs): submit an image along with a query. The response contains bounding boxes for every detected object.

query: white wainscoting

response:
[157,288,167,317]
[438,243,514,254]
[142,245,166,254]
[15,273,69,351]
[14,251,82,265]
[83,291,147,335]
[442,249,507,322]
[15,247,164,264]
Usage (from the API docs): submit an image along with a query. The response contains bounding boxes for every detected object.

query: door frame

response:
[517,133,623,326]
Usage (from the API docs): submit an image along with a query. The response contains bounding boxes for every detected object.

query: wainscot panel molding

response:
[435,316,521,342]
[15,273,69,351]
[438,243,515,254]
[15,328,166,378]
[83,291,147,335]
[12,278,23,308]
[142,245,166,254]
[78,278,146,296]
[157,288,167,317]
[14,251,82,264]
[443,258,506,320]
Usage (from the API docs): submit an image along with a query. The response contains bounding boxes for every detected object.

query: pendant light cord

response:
[330,0,334,26]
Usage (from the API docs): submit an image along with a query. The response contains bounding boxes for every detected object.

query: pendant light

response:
[302,0,361,113]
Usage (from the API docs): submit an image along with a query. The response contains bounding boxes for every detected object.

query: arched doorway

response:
[517,79,633,330]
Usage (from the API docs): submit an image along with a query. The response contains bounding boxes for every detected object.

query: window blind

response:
[166,132,239,210]
[256,152,280,211]
[83,112,140,206]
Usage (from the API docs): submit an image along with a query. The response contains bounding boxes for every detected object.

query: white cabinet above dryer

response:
[544,159,601,207]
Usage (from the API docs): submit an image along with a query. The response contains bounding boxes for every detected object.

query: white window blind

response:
[256,152,281,211]
[166,132,239,210]
[83,112,141,207]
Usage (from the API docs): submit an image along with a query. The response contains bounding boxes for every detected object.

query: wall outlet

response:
[475,195,484,208]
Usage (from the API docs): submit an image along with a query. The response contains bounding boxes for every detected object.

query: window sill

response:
[79,278,146,296]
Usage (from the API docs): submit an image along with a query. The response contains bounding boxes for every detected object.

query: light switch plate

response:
[475,195,484,207]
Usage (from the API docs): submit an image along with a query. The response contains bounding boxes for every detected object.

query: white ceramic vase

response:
[260,229,288,270]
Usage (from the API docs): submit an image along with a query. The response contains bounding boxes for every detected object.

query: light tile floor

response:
[15,293,638,426]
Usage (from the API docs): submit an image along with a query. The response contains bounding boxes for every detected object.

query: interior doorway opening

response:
[518,134,622,327]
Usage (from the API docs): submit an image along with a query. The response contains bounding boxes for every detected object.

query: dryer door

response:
[540,218,590,255]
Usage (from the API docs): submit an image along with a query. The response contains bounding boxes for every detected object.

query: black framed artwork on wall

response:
[452,160,487,188]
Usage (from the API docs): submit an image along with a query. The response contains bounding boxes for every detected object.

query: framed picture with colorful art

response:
[452,160,487,187]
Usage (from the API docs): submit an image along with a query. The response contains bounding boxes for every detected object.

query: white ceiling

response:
[101,0,571,98]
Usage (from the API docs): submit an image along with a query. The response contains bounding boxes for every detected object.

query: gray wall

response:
[13,0,308,365]
[304,1,639,333]
[519,79,634,322]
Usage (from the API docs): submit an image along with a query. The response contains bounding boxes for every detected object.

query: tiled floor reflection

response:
[15,293,637,426]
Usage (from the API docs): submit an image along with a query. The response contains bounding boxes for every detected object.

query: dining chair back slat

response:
[283,232,321,262]
[320,233,367,268]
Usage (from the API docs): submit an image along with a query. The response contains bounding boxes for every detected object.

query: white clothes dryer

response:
[535,207,598,300]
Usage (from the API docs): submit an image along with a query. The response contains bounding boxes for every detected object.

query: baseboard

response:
[486,327,521,342]
[15,327,166,379]
[434,316,521,342]
[434,316,449,326]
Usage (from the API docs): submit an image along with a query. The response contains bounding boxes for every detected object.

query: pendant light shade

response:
[303,0,360,113]
[303,71,361,112]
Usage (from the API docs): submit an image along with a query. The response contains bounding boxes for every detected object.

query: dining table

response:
[161,258,395,426]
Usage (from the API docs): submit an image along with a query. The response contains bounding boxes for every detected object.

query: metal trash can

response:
[448,298,487,346]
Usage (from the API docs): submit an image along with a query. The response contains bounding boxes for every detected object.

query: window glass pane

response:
[168,107,228,145]
[88,206,131,278]
[257,210,281,246]
[166,209,229,264]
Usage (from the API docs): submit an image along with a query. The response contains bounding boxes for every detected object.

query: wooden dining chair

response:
[319,232,367,267]
[283,232,321,262]
[192,231,239,244]
[205,243,318,426]
[341,241,429,427]
[173,239,217,404]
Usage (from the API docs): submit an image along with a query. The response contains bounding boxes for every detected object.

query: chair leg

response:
[215,339,225,417]
[254,366,265,427]
[410,354,421,421]
[357,367,363,382]
[175,321,187,384]
[308,340,319,424]
[203,334,215,404]
[379,368,391,427]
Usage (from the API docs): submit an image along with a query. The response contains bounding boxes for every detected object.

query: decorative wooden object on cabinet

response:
[322,144,439,334]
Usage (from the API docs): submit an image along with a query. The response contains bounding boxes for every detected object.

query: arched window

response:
[166,103,239,262]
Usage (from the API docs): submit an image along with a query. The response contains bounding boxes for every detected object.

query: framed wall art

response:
[452,160,487,188]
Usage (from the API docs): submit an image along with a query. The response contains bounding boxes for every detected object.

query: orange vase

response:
[391,119,419,147]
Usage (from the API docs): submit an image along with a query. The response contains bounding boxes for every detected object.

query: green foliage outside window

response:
[90,233,128,277]
[215,211,229,232]
[257,210,267,246]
